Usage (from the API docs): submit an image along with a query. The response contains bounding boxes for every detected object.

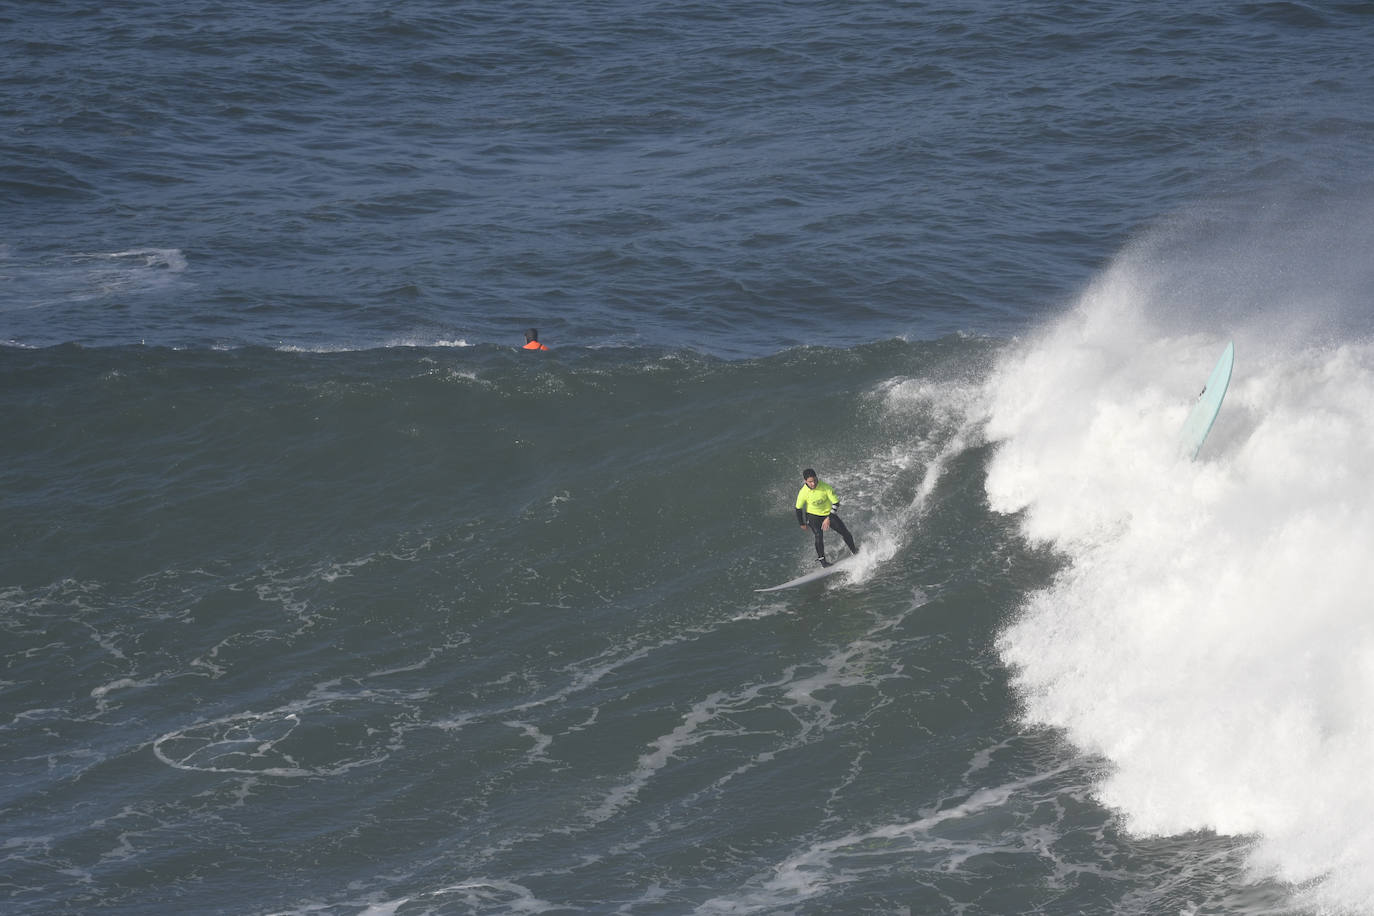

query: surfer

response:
[795,468,858,567]
[522,328,549,351]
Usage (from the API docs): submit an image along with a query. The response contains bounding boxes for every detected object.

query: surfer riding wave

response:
[795,468,859,567]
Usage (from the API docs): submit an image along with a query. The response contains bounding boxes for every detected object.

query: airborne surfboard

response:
[1178,341,1234,460]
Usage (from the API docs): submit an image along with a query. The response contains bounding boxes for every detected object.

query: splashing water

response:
[988,193,1374,911]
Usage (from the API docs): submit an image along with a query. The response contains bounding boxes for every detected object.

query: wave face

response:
[0,333,1303,914]
[989,193,1374,914]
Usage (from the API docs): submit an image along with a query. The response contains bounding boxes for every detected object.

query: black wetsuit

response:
[795,506,858,560]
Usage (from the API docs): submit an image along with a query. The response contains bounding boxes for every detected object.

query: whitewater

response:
[988,193,1374,914]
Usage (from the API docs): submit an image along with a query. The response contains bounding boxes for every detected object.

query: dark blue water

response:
[6,2,1374,913]
[8,1,1373,356]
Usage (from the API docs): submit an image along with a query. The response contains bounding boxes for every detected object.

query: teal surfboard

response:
[1178,341,1234,460]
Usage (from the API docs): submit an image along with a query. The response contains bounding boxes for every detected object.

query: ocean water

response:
[6,2,1374,914]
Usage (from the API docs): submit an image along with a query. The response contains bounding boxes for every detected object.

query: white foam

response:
[585,610,921,831]
[384,336,471,349]
[695,772,1058,913]
[265,879,556,916]
[89,678,141,699]
[151,677,429,778]
[274,337,470,354]
[102,248,187,272]
[986,196,1374,910]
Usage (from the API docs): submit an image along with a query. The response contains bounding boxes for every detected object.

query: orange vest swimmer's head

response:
[523,328,549,351]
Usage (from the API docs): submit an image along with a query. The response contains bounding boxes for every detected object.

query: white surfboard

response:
[1178,340,1234,460]
[755,554,857,592]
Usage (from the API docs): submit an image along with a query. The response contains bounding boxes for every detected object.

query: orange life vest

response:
[523,340,549,350]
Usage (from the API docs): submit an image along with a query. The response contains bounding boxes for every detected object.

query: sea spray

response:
[989,197,1374,912]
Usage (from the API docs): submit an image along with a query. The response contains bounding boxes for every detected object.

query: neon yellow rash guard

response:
[796,481,840,517]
